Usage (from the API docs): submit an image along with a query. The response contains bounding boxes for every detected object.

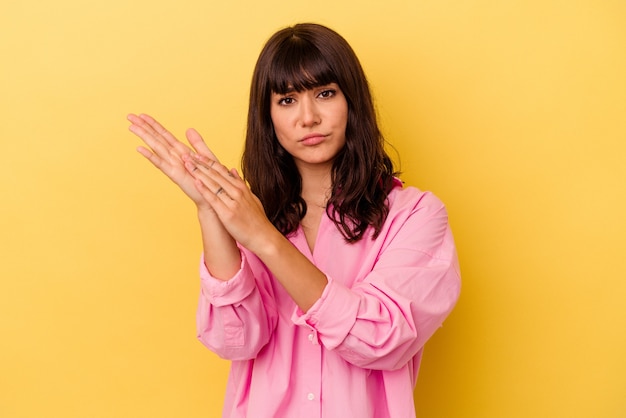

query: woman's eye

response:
[278,97,294,105]
[318,89,336,99]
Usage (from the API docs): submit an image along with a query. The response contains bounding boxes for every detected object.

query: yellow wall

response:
[1,1,624,417]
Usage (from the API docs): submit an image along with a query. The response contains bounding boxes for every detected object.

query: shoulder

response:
[387,178,447,218]
[380,179,456,261]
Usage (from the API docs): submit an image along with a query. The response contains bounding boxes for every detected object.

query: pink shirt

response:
[197,181,461,417]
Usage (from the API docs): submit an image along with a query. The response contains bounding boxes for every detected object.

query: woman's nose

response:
[299,96,321,127]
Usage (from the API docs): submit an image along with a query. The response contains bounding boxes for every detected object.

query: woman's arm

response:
[196,252,278,360]
[186,155,329,312]
[294,192,461,371]
[128,114,278,357]
[127,113,241,277]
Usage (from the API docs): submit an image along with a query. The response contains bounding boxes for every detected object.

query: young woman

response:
[128,23,460,418]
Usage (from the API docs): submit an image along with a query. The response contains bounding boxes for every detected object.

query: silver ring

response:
[215,187,224,196]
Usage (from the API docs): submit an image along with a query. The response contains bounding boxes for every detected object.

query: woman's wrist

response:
[197,208,241,280]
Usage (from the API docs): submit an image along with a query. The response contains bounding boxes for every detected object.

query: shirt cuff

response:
[199,251,256,307]
[291,276,361,350]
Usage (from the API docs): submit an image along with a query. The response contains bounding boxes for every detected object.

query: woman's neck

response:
[298,164,332,209]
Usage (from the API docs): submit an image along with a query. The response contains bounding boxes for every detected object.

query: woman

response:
[128,23,460,418]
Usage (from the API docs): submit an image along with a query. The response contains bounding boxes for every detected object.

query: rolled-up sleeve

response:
[199,253,257,307]
[293,192,461,370]
[196,251,277,360]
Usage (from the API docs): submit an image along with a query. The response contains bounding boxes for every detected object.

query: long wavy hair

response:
[242,23,398,242]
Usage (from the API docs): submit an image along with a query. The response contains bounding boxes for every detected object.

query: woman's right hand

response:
[127,113,218,210]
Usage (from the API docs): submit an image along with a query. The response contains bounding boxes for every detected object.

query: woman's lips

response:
[300,133,326,146]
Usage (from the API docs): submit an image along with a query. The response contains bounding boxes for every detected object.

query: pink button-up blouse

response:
[197,181,461,417]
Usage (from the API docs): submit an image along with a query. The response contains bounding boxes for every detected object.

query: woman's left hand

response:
[184,156,278,253]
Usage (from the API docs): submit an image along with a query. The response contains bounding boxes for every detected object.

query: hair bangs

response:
[268,39,337,94]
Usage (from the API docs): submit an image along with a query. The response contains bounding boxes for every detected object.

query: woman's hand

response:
[184,156,278,254]
[127,113,218,210]
[186,157,329,311]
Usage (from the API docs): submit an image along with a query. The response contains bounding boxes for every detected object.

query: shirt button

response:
[307,393,315,401]
[308,334,314,342]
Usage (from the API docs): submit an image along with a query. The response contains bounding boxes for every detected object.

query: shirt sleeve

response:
[293,192,461,370]
[196,250,278,361]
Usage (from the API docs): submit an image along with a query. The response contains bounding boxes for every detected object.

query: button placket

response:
[306,326,319,345]
[300,325,322,416]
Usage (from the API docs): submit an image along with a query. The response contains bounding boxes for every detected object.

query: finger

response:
[184,160,221,192]
[130,117,195,186]
[128,120,160,151]
[192,157,242,191]
[130,114,192,160]
[129,122,176,164]
[128,114,169,151]
[138,114,183,150]
[186,159,242,202]
[186,128,217,161]
[194,178,231,210]
[189,154,218,168]
[136,145,167,170]
[230,168,242,179]
[136,114,172,140]
[184,157,217,176]
[128,113,162,140]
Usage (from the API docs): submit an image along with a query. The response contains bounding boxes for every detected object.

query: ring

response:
[210,160,216,168]
[215,187,224,196]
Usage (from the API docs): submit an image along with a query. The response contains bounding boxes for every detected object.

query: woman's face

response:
[270,82,348,172]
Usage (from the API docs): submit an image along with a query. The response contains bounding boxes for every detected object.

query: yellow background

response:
[1,0,624,417]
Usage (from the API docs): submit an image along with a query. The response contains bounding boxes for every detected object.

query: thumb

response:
[186,128,219,162]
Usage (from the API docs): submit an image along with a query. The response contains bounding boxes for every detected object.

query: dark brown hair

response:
[242,23,397,242]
